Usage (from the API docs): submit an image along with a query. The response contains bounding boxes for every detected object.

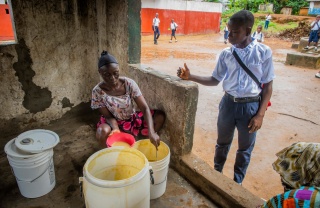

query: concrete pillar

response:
[128,0,141,64]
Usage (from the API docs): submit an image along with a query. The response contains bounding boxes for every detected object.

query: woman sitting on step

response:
[91,51,166,148]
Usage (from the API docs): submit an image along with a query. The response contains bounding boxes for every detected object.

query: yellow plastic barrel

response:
[81,147,151,208]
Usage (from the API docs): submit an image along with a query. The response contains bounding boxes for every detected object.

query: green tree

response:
[203,0,220,2]
[283,0,308,14]
[230,0,267,12]
[229,0,308,14]
[264,0,308,14]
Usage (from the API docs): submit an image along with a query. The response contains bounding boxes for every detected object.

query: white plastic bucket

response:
[133,139,170,199]
[4,138,56,198]
[81,147,152,208]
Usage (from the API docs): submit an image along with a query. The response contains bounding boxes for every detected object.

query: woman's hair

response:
[98,51,118,68]
[229,10,254,28]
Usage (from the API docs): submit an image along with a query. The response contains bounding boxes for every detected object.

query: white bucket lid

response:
[14,129,60,153]
[4,138,42,158]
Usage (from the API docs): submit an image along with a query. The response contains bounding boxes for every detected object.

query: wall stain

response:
[61,97,74,108]
[1,52,14,59]
[77,0,88,17]
[13,38,52,113]
[62,0,74,15]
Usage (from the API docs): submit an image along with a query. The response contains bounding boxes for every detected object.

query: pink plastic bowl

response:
[106,132,136,148]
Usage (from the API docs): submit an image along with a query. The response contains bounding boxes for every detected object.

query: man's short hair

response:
[229,10,254,28]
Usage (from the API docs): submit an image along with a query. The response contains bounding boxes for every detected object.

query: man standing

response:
[177,10,274,185]
[152,13,160,45]
[169,19,178,43]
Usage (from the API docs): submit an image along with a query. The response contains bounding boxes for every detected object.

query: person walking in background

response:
[169,19,178,43]
[251,25,264,42]
[223,22,229,44]
[177,10,274,185]
[264,13,271,30]
[152,13,160,45]
[304,15,320,52]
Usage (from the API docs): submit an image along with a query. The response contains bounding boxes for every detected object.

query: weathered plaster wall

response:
[0,0,129,140]
[104,0,129,68]
[128,65,198,156]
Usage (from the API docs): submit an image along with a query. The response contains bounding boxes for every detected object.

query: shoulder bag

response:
[232,49,271,109]
[316,22,320,37]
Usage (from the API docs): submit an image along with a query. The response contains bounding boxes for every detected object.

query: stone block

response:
[291,43,299,49]
[127,64,199,156]
[286,52,320,69]
[298,37,310,51]
[172,153,265,208]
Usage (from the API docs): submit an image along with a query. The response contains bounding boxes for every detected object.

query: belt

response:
[225,92,260,103]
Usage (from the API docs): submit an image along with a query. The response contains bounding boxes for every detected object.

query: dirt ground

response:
[141,32,320,200]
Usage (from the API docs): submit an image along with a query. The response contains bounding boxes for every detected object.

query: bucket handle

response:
[149,167,154,185]
[152,176,167,186]
[13,156,53,183]
[79,177,83,198]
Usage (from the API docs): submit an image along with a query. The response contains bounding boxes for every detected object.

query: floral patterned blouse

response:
[91,77,142,120]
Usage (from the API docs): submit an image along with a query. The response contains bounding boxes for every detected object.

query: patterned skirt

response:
[97,110,155,138]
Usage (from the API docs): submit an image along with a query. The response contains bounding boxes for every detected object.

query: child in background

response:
[304,15,320,51]
[152,13,161,45]
[169,19,178,43]
[223,23,229,44]
[251,25,264,42]
[264,13,271,30]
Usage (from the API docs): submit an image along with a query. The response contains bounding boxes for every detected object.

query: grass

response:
[254,21,298,34]
[220,16,299,35]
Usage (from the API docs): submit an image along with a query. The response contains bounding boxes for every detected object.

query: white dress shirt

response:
[212,40,275,98]
[153,17,160,27]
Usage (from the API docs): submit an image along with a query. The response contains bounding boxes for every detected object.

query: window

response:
[0,0,17,45]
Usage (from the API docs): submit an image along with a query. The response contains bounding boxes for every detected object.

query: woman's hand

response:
[109,129,120,136]
[177,63,190,80]
[149,132,160,150]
